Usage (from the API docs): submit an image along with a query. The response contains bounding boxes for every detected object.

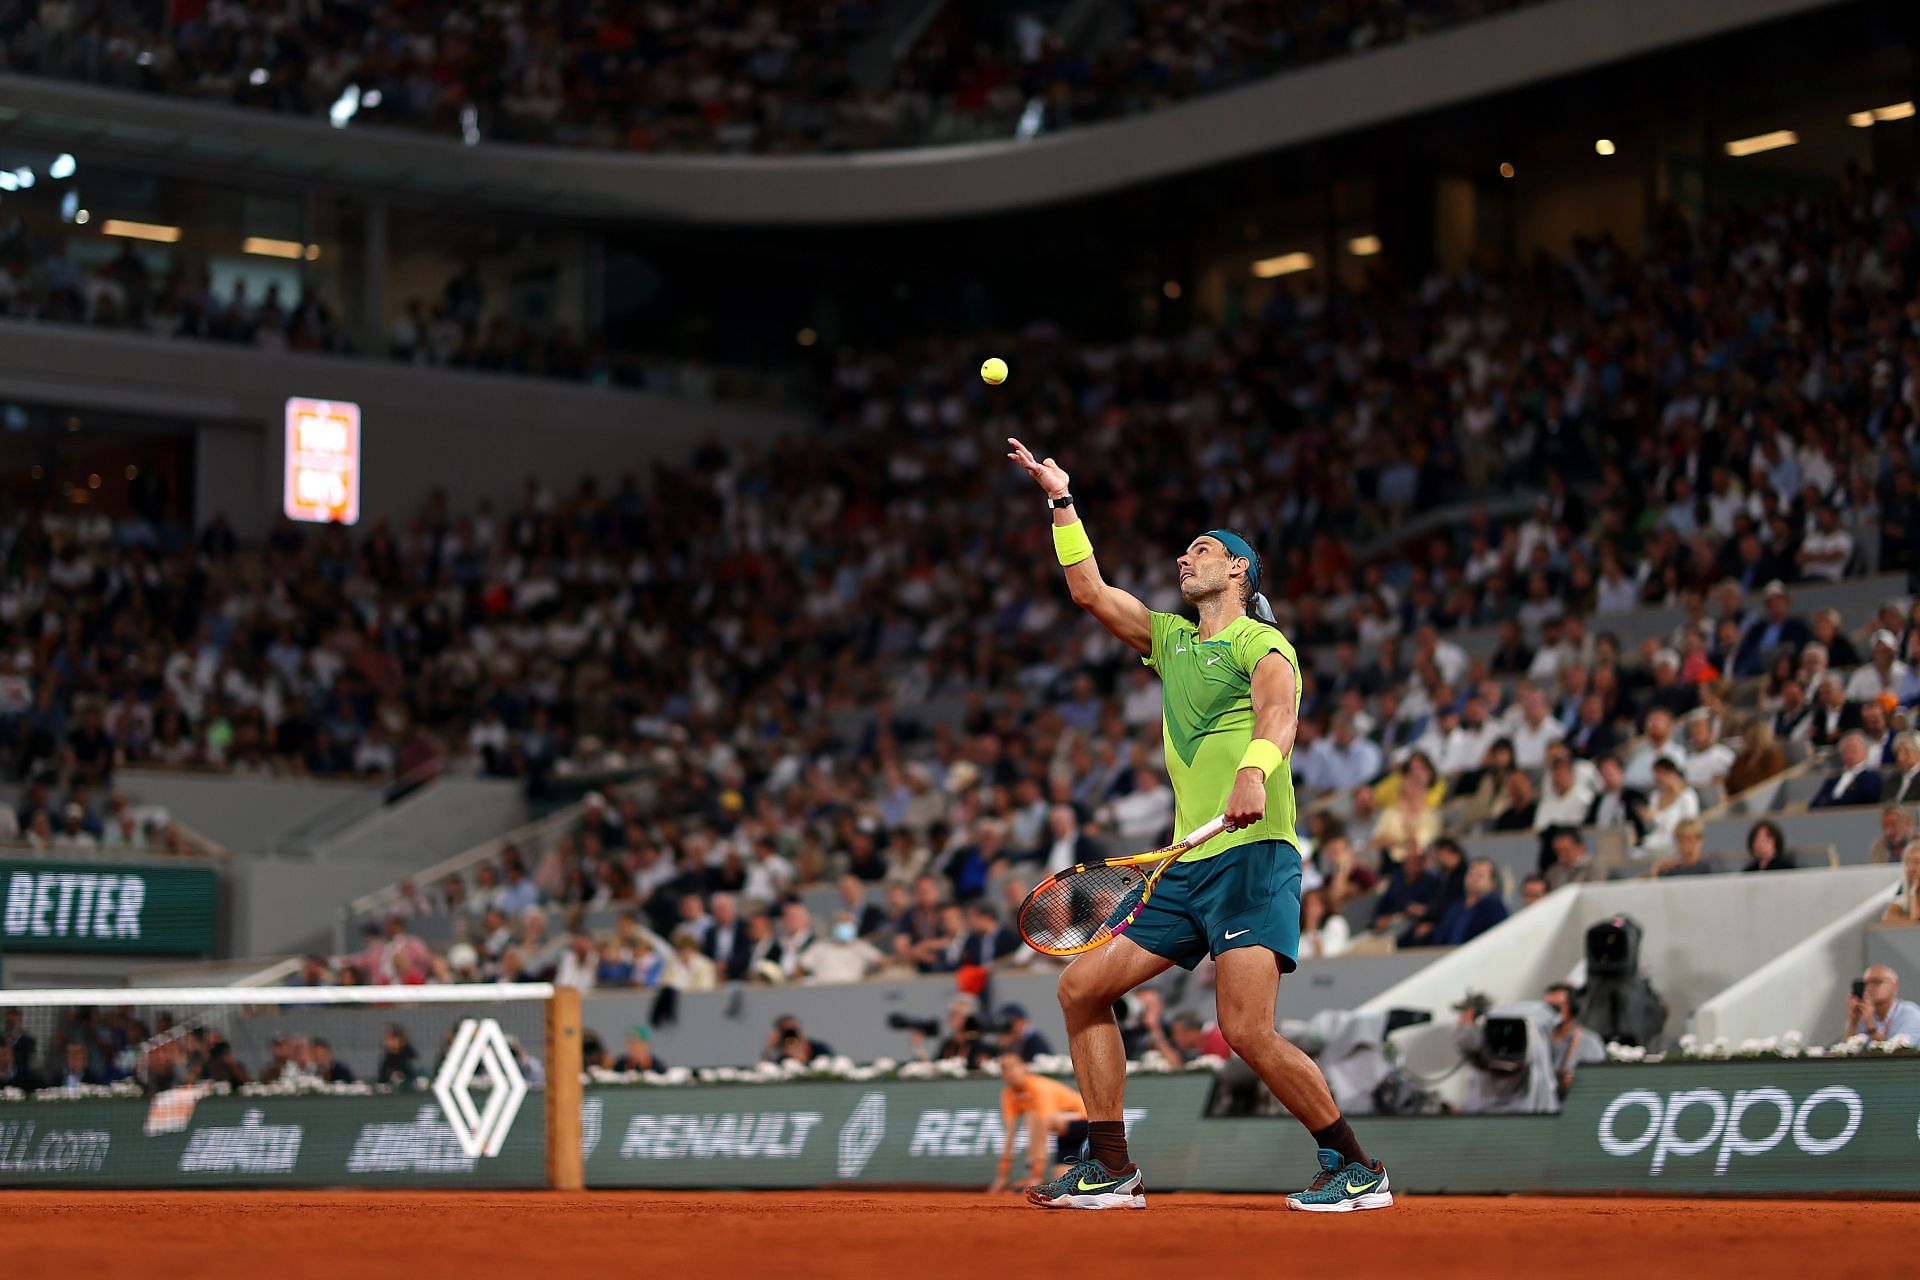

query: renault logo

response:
[432,1018,528,1159]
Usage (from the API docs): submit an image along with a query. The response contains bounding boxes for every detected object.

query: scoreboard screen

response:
[282,397,361,525]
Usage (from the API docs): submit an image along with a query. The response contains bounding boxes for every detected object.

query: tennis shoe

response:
[1285,1148,1393,1213]
[1024,1156,1146,1210]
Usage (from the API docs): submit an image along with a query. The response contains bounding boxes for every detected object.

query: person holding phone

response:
[1845,966,1920,1043]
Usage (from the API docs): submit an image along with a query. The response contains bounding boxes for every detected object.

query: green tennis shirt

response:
[1142,610,1302,861]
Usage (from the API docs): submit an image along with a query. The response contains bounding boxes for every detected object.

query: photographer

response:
[1453,993,1561,1114]
[1545,984,1603,1099]
[903,995,999,1068]
[1845,966,1920,1043]
[761,1015,833,1064]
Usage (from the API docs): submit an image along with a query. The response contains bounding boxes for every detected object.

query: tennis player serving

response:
[1006,437,1392,1213]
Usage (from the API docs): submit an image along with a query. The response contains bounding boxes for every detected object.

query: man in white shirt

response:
[1098,768,1174,846]
[799,912,884,984]
[553,931,599,993]
[1505,686,1567,771]
[1681,714,1736,790]
[1845,630,1910,703]
[1533,748,1599,831]
[1796,503,1854,584]
[1623,708,1689,791]
[771,902,817,980]
[1437,697,1497,778]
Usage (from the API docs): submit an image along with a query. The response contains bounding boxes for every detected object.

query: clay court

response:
[6,1191,1916,1278]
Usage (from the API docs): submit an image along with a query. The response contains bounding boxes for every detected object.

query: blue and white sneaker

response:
[1024,1155,1147,1209]
[1285,1148,1393,1213]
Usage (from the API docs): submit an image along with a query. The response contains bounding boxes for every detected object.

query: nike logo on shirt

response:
[1224,928,1250,940]
[1206,655,1222,666]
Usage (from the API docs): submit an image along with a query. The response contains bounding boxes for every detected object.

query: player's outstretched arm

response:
[1006,437,1151,655]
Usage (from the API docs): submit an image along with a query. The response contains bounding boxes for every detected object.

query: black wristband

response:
[1046,494,1075,510]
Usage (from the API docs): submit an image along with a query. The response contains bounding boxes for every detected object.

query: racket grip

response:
[1181,815,1230,847]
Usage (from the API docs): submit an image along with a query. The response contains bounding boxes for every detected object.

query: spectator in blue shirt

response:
[1847,965,1920,1044]
[1370,845,1441,936]
[1430,860,1511,946]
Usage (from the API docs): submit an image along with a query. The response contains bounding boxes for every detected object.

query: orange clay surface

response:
[3,1190,1916,1279]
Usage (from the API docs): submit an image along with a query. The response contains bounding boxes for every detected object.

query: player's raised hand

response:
[1007,437,1070,499]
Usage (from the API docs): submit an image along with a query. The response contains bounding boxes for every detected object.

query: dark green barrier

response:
[0,1091,546,1188]
[0,858,217,956]
[581,1059,1920,1195]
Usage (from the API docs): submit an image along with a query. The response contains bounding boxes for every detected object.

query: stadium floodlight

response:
[14,167,34,188]
[0,172,15,192]
[249,67,269,86]
[60,190,78,222]
[1724,130,1797,157]
[364,88,383,108]
[1594,138,1616,156]
[330,84,361,128]
[1251,252,1313,279]
[76,208,90,224]
[1348,235,1382,257]
[1850,110,1876,128]
[460,104,482,146]
[1874,101,1915,122]
[1015,97,1044,140]
[49,153,76,179]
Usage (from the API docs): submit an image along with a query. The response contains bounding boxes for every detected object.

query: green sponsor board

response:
[0,858,217,955]
[582,1075,1212,1188]
[0,1091,545,1188]
[581,1059,1920,1195]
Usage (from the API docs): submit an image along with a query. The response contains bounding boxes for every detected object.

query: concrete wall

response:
[0,319,803,536]
[1695,887,1904,1046]
[1360,865,1900,1080]
[115,768,382,856]
[1864,924,1920,986]
[0,0,1846,223]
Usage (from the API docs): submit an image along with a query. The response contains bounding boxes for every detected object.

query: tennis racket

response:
[1016,816,1231,958]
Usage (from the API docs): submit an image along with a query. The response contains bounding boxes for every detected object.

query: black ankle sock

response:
[1087,1120,1129,1170]
[1309,1116,1370,1169]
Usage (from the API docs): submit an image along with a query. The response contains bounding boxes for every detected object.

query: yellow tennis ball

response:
[981,357,1008,386]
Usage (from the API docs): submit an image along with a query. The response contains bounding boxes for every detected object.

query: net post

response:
[545,985,584,1190]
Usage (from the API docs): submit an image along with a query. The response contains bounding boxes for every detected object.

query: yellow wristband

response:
[1238,739,1283,779]
[1053,519,1093,567]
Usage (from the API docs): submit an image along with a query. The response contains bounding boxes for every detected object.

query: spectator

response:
[1519,874,1550,908]
[771,902,818,981]
[1733,582,1812,677]
[798,911,884,984]
[1883,846,1920,927]
[1506,686,1566,771]
[1370,845,1440,937]
[1653,818,1716,877]
[1369,766,1441,864]
[1490,768,1538,832]
[1869,805,1915,866]
[1637,757,1700,856]
[1584,754,1649,842]
[608,1027,663,1074]
[1846,631,1911,703]
[375,1024,420,1086]
[312,1038,353,1084]
[1399,837,1467,946]
[1742,819,1797,872]
[663,928,721,992]
[1810,732,1884,809]
[1622,709,1688,791]
[554,931,599,993]
[1428,859,1509,946]
[1544,983,1604,1099]
[51,1041,106,1089]
[704,893,752,982]
[1893,735,1920,804]
[1032,806,1099,878]
[1725,720,1788,796]
[1298,887,1351,960]
[1797,503,1854,584]
[835,875,888,938]
[0,1042,39,1093]
[497,864,541,917]
[1543,827,1590,892]
[1534,746,1598,831]
[1845,966,1920,1043]
[1681,716,1735,790]
[996,1004,1054,1062]
[1315,833,1377,912]
[1297,715,1382,792]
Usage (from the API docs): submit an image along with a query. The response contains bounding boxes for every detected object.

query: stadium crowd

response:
[0,0,1536,154]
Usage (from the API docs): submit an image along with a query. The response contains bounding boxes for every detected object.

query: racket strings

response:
[1018,863,1150,954]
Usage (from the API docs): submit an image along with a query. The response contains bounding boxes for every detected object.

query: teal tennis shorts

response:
[1122,840,1304,973]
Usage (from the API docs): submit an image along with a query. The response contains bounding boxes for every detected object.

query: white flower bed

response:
[1605,1031,1915,1063]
